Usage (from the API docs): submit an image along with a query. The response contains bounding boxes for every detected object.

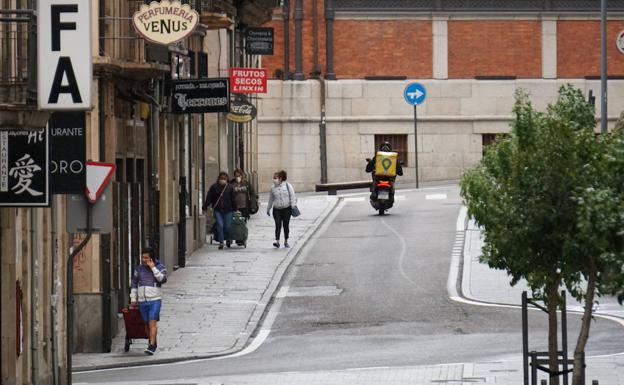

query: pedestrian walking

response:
[230,169,256,219]
[267,170,297,248]
[130,248,167,355]
[203,172,236,249]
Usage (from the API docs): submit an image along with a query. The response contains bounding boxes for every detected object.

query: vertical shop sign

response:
[49,111,86,194]
[37,0,92,110]
[0,129,49,206]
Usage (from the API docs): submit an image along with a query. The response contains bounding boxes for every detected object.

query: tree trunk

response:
[572,261,598,385]
[546,282,561,385]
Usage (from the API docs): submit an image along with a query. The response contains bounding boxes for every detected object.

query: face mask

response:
[219,179,227,185]
[273,178,279,185]
[236,177,242,183]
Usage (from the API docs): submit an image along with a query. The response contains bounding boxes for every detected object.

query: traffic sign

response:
[404,82,427,106]
[85,161,115,203]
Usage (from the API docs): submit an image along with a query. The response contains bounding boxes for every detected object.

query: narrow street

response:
[75,186,624,384]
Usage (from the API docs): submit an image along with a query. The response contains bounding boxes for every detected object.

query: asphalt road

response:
[76,186,624,384]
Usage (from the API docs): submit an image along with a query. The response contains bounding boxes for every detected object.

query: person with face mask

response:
[230,169,256,219]
[203,172,237,249]
[267,170,297,248]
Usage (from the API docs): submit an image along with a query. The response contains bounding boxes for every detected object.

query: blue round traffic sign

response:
[404,83,427,106]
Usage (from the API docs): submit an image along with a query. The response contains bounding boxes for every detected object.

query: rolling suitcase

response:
[228,211,248,247]
[121,306,147,352]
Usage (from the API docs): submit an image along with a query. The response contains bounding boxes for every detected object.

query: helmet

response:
[379,141,392,152]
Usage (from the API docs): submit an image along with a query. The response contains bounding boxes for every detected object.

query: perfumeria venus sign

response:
[133,0,199,45]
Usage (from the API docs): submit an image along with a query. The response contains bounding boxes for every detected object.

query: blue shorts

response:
[138,300,161,322]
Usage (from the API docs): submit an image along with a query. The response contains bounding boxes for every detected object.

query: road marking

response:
[448,206,624,357]
[426,193,447,200]
[381,218,422,289]
[394,195,406,201]
[344,197,365,202]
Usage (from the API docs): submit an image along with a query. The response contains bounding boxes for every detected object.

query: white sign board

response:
[37,0,92,110]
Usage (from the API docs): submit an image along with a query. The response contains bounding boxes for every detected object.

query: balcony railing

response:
[190,0,237,16]
[0,10,37,106]
[99,0,149,63]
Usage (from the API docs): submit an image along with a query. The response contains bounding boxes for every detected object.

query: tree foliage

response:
[460,85,624,385]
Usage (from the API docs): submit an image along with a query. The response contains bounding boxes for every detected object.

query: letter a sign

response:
[38,0,92,110]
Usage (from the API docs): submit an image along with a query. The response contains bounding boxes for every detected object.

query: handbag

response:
[247,186,259,215]
[287,183,301,217]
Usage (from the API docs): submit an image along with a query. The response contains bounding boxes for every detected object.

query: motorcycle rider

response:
[366,142,403,204]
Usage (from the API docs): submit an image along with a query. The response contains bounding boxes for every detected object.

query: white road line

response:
[344,197,365,202]
[394,195,406,201]
[381,218,422,289]
[426,193,447,200]
[448,206,624,359]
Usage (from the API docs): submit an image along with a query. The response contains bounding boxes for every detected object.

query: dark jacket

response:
[366,156,403,176]
[203,182,236,213]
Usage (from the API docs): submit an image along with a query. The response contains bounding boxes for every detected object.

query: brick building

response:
[255,0,624,192]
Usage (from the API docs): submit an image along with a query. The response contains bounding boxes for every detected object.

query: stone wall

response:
[257,79,624,192]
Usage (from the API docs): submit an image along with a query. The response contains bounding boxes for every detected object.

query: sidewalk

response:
[73,194,339,371]
[461,216,624,385]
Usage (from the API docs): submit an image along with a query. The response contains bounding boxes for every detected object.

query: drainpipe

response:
[319,78,328,183]
[324,0,336,80]
[312,0,321,76]
[282,0,290,79]
[99,78,112,352]
[31,208,39,385]
[293,0,304,80]
[51,198,60,385]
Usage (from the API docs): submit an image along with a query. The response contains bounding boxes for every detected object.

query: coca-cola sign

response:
[226,100,257,123]
[170,79,229,114]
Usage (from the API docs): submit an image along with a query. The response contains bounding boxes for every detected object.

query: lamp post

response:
[601,0,608,133]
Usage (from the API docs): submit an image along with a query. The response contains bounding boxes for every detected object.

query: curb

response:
[73,196,342,372]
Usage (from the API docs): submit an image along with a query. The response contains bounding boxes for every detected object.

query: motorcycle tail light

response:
[377,181,391,188]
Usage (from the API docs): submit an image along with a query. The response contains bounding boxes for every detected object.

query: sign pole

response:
[414,104,419,189]
[66,201,92,385]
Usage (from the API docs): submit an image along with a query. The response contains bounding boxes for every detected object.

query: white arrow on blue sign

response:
[404,82,427,106]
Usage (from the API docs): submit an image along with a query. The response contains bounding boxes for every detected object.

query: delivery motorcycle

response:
[366,158,396,216]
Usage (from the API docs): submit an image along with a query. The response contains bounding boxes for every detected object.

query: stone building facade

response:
[0,0,275,384]
[255,0,624,192]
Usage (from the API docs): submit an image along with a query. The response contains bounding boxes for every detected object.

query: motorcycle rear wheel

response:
[378,208,385,216]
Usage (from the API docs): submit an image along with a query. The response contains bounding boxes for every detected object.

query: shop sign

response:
[230,67,268,94]
[37,0,92,110]
[49,112,86,194]
[0,129,49,207]
[226,99,257,123]
[171,78,230,114]
[133,0,199,45]
[246,27,274,55]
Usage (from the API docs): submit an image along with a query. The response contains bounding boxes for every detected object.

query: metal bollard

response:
[592,381,598,385]
[541,380,548,385]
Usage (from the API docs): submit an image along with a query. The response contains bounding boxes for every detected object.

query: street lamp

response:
[601,0,608,133]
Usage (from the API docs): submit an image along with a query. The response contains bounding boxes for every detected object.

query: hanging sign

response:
[171,78,230,114]
[230,67,268,94]
[133,0,199,45]
[226,99,257,123]
[0,129,49,207]
[49,112,86,194]
[37,0,92,110]
[246,28,274,55]
[617,30,624,54]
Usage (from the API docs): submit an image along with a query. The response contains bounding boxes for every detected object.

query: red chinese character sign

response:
[230,68,268,94]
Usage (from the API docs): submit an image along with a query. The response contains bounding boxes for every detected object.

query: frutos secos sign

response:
[133,0,199,45]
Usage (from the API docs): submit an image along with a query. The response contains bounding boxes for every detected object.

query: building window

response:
[374,134,408,166]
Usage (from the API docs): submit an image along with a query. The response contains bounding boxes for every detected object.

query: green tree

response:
[461,85,624,385]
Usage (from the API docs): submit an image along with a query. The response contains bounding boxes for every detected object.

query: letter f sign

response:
[38,0,91,110]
